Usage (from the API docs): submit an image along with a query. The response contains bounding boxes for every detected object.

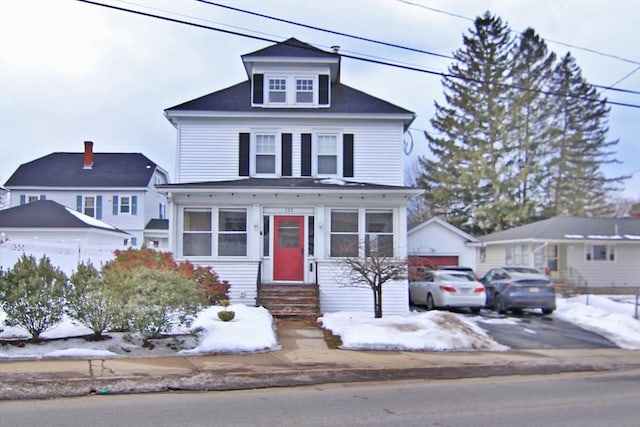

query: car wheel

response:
[470,307,481,314]
[495,294,507,315]
[541,308,554,315]
[426,294,435,311]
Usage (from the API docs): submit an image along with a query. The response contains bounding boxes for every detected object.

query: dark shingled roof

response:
[0,200,126,233]
[145,219,169,230]
[241,37,337,59]
[479,216,640,243]
[166,81,414,117]
[158,177,416,191]
[4,153,158,188]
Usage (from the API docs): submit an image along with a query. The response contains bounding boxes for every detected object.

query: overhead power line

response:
[75,0,640,109]
[397,0,640,67]
[195,0,455,61]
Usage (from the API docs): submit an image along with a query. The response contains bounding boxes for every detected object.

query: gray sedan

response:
[481,267,556,315]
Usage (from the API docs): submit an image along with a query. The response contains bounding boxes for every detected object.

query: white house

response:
[0,186,8,210]
[0,200,127,275]
[160,38,420,316]
[477,216,640,288]
[407,217,480,273]
[4,141,171,249]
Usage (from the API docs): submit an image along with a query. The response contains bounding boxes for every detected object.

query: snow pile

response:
[319,311,508,352]
[180,304,278,354]
[554,295,640,350]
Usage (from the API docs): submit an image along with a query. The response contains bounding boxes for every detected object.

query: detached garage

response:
[407,217,480,275]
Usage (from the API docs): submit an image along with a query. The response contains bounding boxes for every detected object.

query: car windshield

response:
[436,272,474,282]
[504,267,540,274]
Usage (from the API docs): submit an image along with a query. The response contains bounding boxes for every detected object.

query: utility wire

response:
[398,0,640,67]
[197,0,639,96]
[195,0,455,61]
[75,0,640,109]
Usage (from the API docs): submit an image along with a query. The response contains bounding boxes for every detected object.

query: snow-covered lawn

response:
[0,296,638,359]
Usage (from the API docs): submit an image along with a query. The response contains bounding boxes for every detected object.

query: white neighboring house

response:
[3,141,170,249]
[408,217,480,273]
[159,38,420,315]
[0,186,8,210]
[0,200,128,275]
[477,216,640,288]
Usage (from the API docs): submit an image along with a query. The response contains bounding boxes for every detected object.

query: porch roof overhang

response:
[158,178,423,200]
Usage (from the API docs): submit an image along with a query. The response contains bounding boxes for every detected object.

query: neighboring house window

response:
[547,245,558,271]
[317,134,338,175]
[586,244,615,261]
[112,195,137,216]
[365,211,393,256]
[296,78,313,103]
[183,210,212,257]
[268,78,286,103]
[159,203,166,219]
[20,195,45,204]
[330,210,359,257]
[77,195,102,219]
[255,134,277,174]
[218,209,247,256]
[505,244,529,265]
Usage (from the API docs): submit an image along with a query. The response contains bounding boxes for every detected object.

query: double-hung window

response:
[296,78,313,103]
[83,196,96,217]
[586,244,615,261]
[218,209,247,256]
[183,210,212,257]
[330,210,359,257]
[120,196,131,214]
[365,211,393,256]
[330,209,395,258]
[255,134,276,174]
[268,78,286,103]
[182,208,248,257]
[317,134,338,175]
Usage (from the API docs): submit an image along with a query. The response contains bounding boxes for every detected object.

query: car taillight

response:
[439,285,456,293]
[474,287,485,293]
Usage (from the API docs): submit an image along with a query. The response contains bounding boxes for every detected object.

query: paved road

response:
[1,370,639,427]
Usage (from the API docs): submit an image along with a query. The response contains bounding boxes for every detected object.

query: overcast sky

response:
[1,0,638,199]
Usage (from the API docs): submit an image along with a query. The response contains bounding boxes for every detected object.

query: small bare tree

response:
[338,241,407,318]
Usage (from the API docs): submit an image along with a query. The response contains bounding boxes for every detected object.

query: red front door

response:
[273,216,304,281]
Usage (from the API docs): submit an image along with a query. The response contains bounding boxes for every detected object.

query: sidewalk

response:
[1,322,639,400]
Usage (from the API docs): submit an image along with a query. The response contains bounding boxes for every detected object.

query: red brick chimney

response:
[83,141,94,169]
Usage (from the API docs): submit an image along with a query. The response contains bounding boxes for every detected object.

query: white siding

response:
[317,261,409,315]
[196,260,261,306]
[408,222,477,269]
[176,117,405,186]
[476,245,505,276]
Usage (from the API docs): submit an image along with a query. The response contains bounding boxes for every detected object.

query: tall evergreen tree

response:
[418,12,516,234]
[507,28,556,222]
[545,53,622,217]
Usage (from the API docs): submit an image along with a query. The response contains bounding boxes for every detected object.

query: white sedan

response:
[409,270,486,313]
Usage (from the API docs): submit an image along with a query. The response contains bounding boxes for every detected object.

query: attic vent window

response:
[268,78,286,103]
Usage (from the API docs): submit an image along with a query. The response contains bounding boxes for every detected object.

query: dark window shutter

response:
[76,195,82,212]
[239,133,250,176]
[319,75,329,105]
[20,195,26,205]
[281,133,292,176]
[96,195,103,219]
[343,134,354,178]
[132,196,138,216]
[301,133,312,176]
[253,74,264,104]
[113,195,119,215]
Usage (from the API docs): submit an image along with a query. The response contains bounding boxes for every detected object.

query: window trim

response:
[267,77,287,104]
[179,207,248,259]
[329,208,396,258]
[263,75,319,107]
[585,244,615,262]
[252,132,279,176]
[314,132,341,177]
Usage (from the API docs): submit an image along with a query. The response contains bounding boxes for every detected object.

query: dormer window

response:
[253,73,330,107]
[268,78,286,103]
[296,78,313,103]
